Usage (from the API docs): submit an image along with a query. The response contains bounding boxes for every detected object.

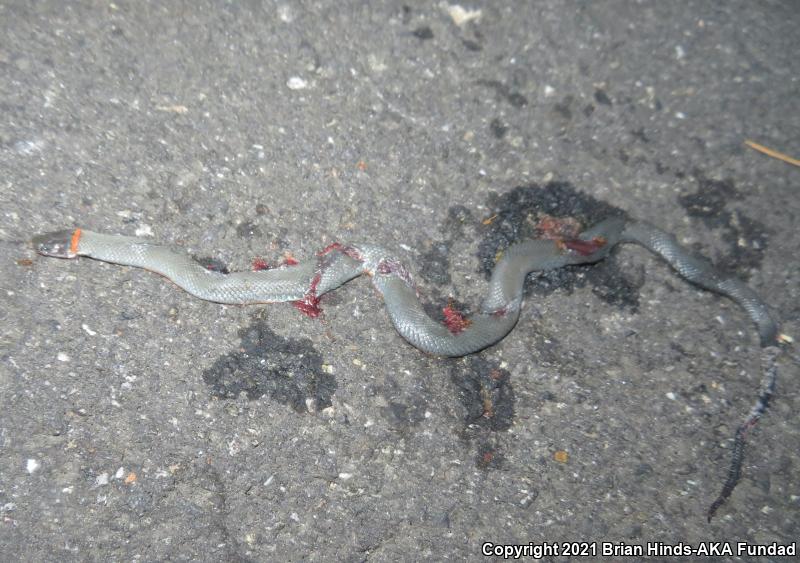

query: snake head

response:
[32,229,79,258]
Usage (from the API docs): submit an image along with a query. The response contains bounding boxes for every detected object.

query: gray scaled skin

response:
[31,218,777,354]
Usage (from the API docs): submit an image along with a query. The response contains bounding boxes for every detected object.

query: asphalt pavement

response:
[1,1,798,561]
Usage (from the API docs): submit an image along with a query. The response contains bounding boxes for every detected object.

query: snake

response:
[33,217,781,520]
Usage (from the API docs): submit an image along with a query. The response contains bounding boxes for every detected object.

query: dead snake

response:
[33,217,781,520]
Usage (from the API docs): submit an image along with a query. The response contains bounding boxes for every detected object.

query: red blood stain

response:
[318,242,364,263]
[562,236,607,256]
[292,272,323,318]
[443,304,472,334]
[292,296,322,318]
[376,259,416,289]
[318,242,343,256]
[536,214,583,240]
[342,246,364,261]
[252,258,270,271]
[291,244,367,318]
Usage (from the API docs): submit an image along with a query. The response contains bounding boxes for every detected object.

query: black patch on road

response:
[594,88,612,106]
[679,176,738,219]
[412,26,434,40]
[477,80,528,108]
[419,204,474,287]
[419,241,453,287]
[490,117,508,138]
[236,220,262,239]
[631,127,649,143]
[553,95,574,120]
[678,173,769,277]
[450,357,515,470]
[383,400,427,429]
[202,321,335,412]
[476,442,504,470]
[451,357,515,432]
[462,38,482,51]
[417,205,477,322]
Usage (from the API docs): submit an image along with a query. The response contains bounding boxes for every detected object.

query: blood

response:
[562,236,607,256]
[318,242,364,263]
[292,297,322,318]
[443,304,472,334]
[534,214,608,256]
[292,243,367,318]
[292,271,323,318]
[252,258,270,271]
[536,214,582,239]
[377,259,416,288]
[318,242,342,256]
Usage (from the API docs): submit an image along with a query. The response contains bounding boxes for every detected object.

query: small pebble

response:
[287,77,308,90]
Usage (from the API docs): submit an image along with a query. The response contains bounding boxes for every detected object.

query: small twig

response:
[744,140,800,167]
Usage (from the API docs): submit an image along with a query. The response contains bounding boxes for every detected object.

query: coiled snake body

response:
[33,217,781,520]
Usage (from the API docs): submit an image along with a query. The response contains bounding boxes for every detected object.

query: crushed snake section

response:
[32,213,782,520]
[477,183,642,310]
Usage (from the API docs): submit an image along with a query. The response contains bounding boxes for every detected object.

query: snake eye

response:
[32,230,78,258]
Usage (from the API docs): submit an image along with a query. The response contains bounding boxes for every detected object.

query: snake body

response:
[33,217,780,519]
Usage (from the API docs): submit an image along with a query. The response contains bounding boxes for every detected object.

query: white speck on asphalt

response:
[135,224,154,237]
[445,4,482,27]
[277,5,293,23]
[287,77,308,90]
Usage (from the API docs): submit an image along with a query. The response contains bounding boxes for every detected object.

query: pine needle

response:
[744,140,800,167]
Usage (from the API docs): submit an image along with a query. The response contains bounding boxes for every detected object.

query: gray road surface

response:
[1,1,798,561]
